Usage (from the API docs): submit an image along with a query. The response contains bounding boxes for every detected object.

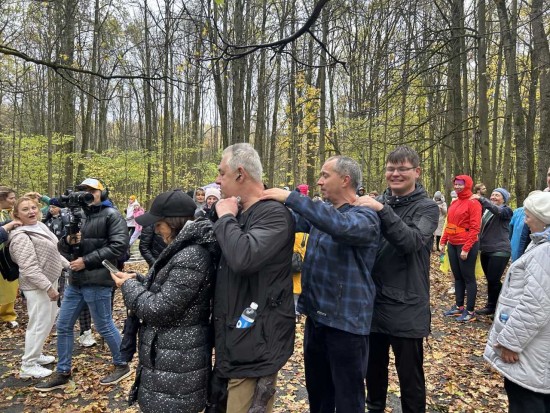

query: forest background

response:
[0,0,549,208]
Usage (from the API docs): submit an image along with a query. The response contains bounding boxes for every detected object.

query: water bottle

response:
[499,312,509,323]
[236,302,258,329]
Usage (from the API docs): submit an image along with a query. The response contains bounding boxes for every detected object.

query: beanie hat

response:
[204,187,221,201]
[523,191,550,225]
[49,198,61,207]
[298,184,309,195]
[434,191,442,200]
[493,188,510,203]
[136,189,196,227]
[450,191,458,198]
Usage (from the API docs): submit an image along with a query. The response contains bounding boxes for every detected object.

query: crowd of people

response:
[1,151,549,413]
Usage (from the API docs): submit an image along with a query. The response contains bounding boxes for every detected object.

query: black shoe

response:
[34,372,71,392]
[99,364,131,385]
[476,307,495,316]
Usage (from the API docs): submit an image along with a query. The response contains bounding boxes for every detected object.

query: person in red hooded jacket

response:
[440,175,482,322]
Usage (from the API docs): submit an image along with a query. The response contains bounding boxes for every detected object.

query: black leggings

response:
[447,242,479,311]
[480,253,509,309]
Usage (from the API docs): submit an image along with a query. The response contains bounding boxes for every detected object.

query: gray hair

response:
[327,156,362,190]
[223,143,263,182]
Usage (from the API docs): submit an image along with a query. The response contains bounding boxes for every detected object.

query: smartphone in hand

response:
[102,260,119,274]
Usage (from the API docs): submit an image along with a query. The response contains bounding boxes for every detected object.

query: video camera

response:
[58,189,93,240]
[59,189,94,209]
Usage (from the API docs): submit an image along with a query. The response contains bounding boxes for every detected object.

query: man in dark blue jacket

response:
[355,146,438,413]
[263,155,380,413]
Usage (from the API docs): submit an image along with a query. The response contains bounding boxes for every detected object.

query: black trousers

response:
[448,242,479,311]
[304,317,369,413]
[505,378,550,413]
[480,253,509,309]
[366,332,425,413]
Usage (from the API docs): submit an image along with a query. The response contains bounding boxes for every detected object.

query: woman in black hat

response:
[110,189,220,413]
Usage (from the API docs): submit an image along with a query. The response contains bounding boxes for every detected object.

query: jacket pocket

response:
[380,285,423,305]
[225,317,268,366]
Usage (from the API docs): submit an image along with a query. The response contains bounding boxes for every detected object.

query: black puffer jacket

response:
[371,185,439,338]
[59,202,129,287]
[121,219,220,413]
[138,224,167,268]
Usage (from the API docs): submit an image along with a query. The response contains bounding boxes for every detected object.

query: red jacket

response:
[440,175,482,252]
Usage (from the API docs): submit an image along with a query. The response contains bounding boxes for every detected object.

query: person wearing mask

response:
[440,175,482,322]
[35,178,130,391]
[0,185,19,329]
[484,191,550,412]
[111,189,220,412]
[471,188,513,316]
[262,155,380,413]
[355,146,438,413]
[9,196,70,379]
[210,143,295,413]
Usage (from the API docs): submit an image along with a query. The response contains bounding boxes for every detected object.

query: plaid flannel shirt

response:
[286,191,380,335]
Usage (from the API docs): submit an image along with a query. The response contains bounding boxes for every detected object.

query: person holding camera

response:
[43,198,96,347]
[8,196,70,379]
[35,178,130,392]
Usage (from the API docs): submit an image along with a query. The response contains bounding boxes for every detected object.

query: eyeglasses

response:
[385,166,417,174]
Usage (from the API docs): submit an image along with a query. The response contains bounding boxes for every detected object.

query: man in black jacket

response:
[355,147,439,413]
[211,143,295,413]
[35,178,130,392]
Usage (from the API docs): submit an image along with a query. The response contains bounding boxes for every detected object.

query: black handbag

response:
[0,244,19,282]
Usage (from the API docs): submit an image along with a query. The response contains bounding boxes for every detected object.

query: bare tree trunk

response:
[531,0,550,189]
[494,0,527,202]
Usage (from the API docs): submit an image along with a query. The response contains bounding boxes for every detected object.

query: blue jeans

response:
[56,284,124,373]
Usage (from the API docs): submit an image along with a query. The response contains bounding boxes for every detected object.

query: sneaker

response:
[79,330,96,347]
[20,363,53,379]
[99,364,131,385]
[34,371,71,392]
[447,286,455,295]
[6,321,19,329]
[37,354,55,365]
[476,307,495,316]
[443,305,464,317]
[457,309,477,322]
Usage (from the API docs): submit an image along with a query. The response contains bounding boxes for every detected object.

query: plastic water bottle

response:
[236,302,258,329]
[499,312,509,323]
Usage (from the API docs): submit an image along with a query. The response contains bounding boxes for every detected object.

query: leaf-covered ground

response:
[0,254,507,412]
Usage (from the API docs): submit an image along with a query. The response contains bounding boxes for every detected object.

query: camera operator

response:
[35,178,130,392]
[43,198,96,348]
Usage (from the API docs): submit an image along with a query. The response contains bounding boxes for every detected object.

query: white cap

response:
[250,302,258,310]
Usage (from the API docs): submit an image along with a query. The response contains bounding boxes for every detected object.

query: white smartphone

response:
[102,260,119,274]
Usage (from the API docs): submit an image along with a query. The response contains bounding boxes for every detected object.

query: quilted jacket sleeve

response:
[497,246,550,352]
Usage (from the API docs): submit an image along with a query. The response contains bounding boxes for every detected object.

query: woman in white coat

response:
[8,196,69,379]
[484,190,550,412]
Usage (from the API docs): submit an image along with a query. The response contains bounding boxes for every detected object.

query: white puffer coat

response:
[484,227,550,394]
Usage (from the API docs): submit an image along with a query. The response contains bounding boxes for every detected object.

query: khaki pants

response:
[226,373,278,413]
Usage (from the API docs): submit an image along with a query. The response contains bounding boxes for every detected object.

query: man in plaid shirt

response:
[262,155,380,413]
